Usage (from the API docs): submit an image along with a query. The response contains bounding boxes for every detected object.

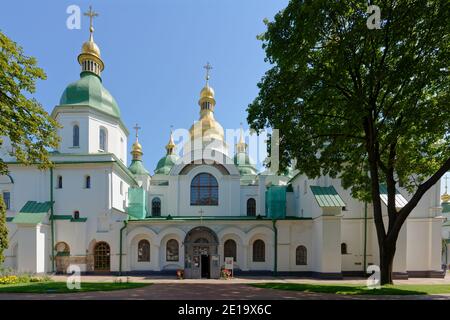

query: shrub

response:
[0,275,19,285]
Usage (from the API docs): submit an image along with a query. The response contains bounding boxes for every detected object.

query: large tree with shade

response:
[247,0,450,284]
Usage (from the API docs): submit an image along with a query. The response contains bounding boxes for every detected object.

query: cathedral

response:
[0,13,445,279]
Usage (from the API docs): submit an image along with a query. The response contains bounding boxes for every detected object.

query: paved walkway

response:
[1,275,450,300]
[49,274,450,285]
[0,283,450,300]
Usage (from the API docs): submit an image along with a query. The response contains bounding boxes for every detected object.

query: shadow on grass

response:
[0,282,149,294]
[250,283,427,295]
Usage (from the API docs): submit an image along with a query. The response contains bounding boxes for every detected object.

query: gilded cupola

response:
[129,124,149,176]
[189,63,225,142]
[77,6,104,77]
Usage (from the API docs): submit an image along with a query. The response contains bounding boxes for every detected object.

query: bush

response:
[0,275,19,285]
[0,269,53,284]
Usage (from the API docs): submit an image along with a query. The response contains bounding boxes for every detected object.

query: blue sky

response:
[1,0,448,194]
[0,0,288,171]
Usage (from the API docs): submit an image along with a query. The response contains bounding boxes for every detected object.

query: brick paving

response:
[0,276,450,300]
[0,283,449,300]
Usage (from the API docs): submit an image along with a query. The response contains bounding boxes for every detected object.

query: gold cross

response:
[203,62,213,82]
[133,123,141,138]
[84,6,99,38]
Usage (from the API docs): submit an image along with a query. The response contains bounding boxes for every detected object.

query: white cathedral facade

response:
[0,19,445,279]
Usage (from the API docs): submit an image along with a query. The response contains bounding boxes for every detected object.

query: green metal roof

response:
[129,159,150,176]
[129,215,311,222]
[11,201,52,224]
[442,202,450,214]
[379,184,408,208]
[19,201,52,213]
[154,154,180,175]
[59,72,121,119]
[233,152,257,175]
[50,215,87,222]
[50,215,72,220]
[12,213,47,224]
[310,186,346,207]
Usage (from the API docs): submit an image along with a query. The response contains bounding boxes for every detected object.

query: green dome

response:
[443,202,450,214]
[154,154,180,175]
[234,152,257,175]
[59,72,121,119]
[129,160,149,176]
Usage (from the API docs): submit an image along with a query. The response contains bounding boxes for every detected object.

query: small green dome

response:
[234,152,257,175]
[154,154,180,175]
[443,202,450,214]
[129,160,149,176]
[59,72,121,119]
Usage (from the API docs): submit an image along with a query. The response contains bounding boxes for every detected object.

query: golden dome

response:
[132,140,142,153]
[189,113,224,142]
[200,85,215,100]
[165,130,176,154]
[81,40,101,58]
[442,193,450,203]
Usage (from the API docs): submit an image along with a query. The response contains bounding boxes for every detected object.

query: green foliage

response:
[248,0,450,284]
[0,30,60,175]
[0,282,149,293]
[0,195,7,264]
[248,0,450,201]
[250,283,450,296]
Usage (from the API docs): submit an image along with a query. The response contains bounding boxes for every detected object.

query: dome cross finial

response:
[203,62,213,85]
[84,5,99,42]
[133,123,141,140]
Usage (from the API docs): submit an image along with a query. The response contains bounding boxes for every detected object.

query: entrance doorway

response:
[184,226,220,279]
[201,255,210,278]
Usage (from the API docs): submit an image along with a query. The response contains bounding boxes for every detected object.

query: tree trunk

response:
[380,241,396,285]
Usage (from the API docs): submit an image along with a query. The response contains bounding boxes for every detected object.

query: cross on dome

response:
[203,62,213,84]
[133,123,141,139]
[84,6,99,41]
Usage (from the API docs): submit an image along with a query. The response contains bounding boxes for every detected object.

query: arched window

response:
[166,239,179,261]
[247,198,256,216]
[190,173,218,205]
[152,197,161,216]
[85,176,91,189]
[341,243,348,255]
[120,181,123,195]
[57,176,63,189]
[138,240,150,262]
[73,125,79,147]
[99,128,107,151]
[94,242,110,271]
[253,240,265,262]
[224,239,237,262]
[296,245,307,265]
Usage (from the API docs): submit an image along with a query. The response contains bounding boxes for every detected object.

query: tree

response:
[0,31,59,175]
[247,0,450,284]
[0,194,7,264]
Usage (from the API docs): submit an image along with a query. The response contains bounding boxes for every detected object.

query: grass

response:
[250,283,450,296]
[0,282,149,294]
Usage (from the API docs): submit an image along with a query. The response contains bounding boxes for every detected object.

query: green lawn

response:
[0,282,149,294]
[250,283,450,295]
